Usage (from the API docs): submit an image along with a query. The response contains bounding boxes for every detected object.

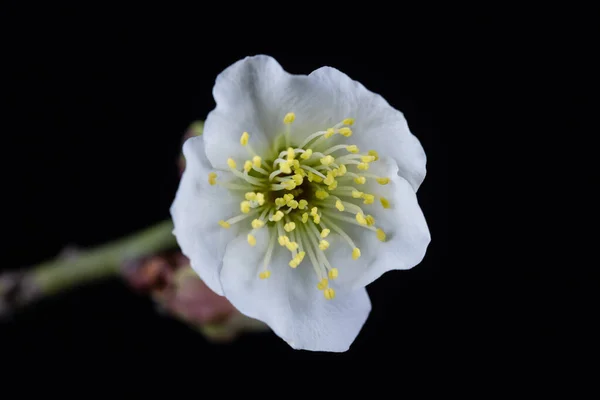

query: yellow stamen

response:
[376,177,390,185]
[365,215,375,226]
[316,190,329,200]
[286,241,299,251]
[319,240,330,250]
[352,247,361,260]
[278,235,289,246]
[328,181,338,190]
[240,201,251,213]
[335,200,345,211]
[271,210,284,221]
[243,160,252,172]
[227,158,237,169]
[346,145,359,154]
[317,278,328,290]
[300,149,313,159]
[368,150,379,161]
[380,197,391,208]
[283,112,296,124]
[352,190,364,198]
[298,199,308,209]
[362,194,375,204]
[343,118,355,126]
[279,161,291,174]
[251,219,264,229]
[252,156,262,168]
[284,222,296,232]
[256,193,265,205]
[313,214,321,224]
[240,131,249,146]
[320,155,335,166]
[259,271,271,279]
[320,228,330,238]
[354,176,366,185]
[356,213,367,225]
[245,192,257,201]
[247,234,257,246]
[208,172,217,185]
[357,162,369,170]
[324,287,335,300]
[218,220,230,229]
[361,155,376,163]
[328,268,339,279]
[288,200,299,209]
[338,127,352,137]
[287,147,295,161]
[324,128,335,138]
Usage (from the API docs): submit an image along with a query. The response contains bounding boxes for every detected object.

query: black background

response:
[1,5,595,386]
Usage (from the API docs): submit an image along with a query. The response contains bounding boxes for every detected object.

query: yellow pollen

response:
[287,147,295,161]
[310,173,323,183]
[227,158,237,169]
[362,194,375,204]
[346,145,359,154]
[324,128,336,138]
[283,193,293,202]
[320,155,335,166]
[331,169,339,178]
[324,287,336,300]
[354,176,366,185]
[352,247,361,260]
[283,112,296,124]
[275,197,286,207]
[278,235,289,246]
[376,177,390,185]
[282,180,297,190]
[251,219,264,229]
[319,240,330,250]
[252,156,262,168]
[243,160,252,172]
[338,164,347,175]
[245,192,257,201]
[284,222,296,232]
[296,168,306,177]
[279,161,291,174]
[288,200,299,209]
[316,190,329,200]
[301,213,309,223]
[297,251,305,262]
[361,155,376,163]
[313,214,321,224]
[310,207,319,216]
[218,220,230,229]
[259,271,271,279]
[335,200,345,211]
[286,241,299,251]
[289,259,299,268]
[271,210,284,221]
[343,118,355,126]
[352,190,364,198]
[368,150,379,161]
[247,234,257,246]
[328,181,338,190]
[338,127,352,137]
[317,278,328,290]
[256,193,265,205]
[324,172,335,186]
[208,172,217,185]
[240,131,249,146]
[356,213,367,225]
[328,268,339,279]
[320,228,330,238]
[357,162,369,170]
[365,215,375,226]
[240,201,251,213]
[300,149,313,159]
[380,197,391,208]
[376,228,387,242]
[292,174,303,185]
[298,199,308,209]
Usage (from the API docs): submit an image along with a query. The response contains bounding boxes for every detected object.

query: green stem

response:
[33,219,177,295]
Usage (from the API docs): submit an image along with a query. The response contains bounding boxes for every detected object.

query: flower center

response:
[209,113,389,299]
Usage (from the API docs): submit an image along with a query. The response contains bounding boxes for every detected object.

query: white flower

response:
[170,55,430,352]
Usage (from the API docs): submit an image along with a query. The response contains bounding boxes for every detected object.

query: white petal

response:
[308,67,427,191]
[170,136,241,295]
[204,55,333,170]
[219,228,372,352]
[324,157,431,290]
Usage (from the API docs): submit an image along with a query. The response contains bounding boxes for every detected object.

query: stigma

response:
[208,113,391,299]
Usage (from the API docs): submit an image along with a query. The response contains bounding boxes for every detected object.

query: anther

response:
[240,201,251,213]
[240,132,249,146]
[320,155,335,166]
[357,162,369,170]
[298,199,308,209]
[328,268,339,279]
[320,229,331,238]
[343,118,355,126]
[252,219,265,229]
[376,228,387,242]
[354,176,366,185]
[208,172,217,185]
[352,247,361,260]
[335,200,345,211]
[284,222,296,232]
[279,161,292,174]
[319,240,330,250]
[243,160,252,172]
[352,190,364,198]
[376,177,390,185]
[380,197,391,208]
[300,149,313,160]
[218,220,230,229]
[247,234,257,246]
[252,156,262,168]
[227,158,237,169]
[283,112,296,124]
[356,213,367,225]
[287,147,295,161]
[368,150,379,161]
[346,145,359,154]
[338,127,352,137]
[317,278,328,291]
[316,190,329,200]
[324,287,336,300]
[259,271,271,279]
